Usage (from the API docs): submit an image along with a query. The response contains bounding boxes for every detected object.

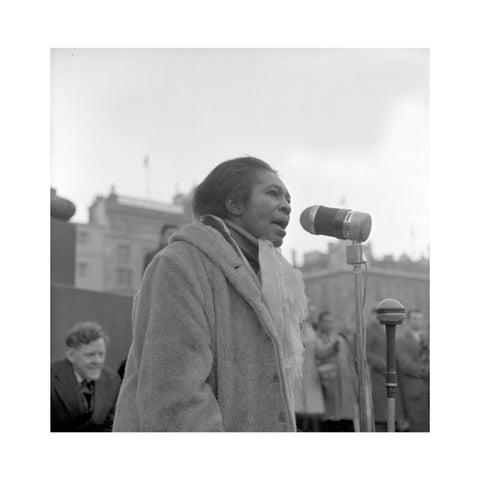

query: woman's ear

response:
[225,197,244,217]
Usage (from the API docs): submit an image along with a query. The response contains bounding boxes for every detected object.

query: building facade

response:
[74,189,429,319]
[301,241,430,324]
[74,188,193,296]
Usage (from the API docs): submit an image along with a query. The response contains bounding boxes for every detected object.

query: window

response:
[78,231,89,245]
[77,262,88,278]
[117,245,130,263]
[115,267,132,287]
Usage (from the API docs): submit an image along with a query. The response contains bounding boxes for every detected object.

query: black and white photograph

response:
[4,1,480,479]
[50,47,429,434]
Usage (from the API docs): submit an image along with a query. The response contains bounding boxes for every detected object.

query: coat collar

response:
[172,218,278,338]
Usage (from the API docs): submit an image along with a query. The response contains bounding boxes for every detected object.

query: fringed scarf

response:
[257,239,308,389]
[220,217,309,390]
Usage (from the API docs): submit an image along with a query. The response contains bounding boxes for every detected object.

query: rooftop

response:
[113,194,185,215]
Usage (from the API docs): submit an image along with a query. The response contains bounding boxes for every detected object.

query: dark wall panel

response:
[51,283,133,371]
[51,218,76,285]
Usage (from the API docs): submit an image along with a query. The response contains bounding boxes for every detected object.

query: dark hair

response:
[161,223,178,236]
[192,156,276,219]
[65,321,109,349]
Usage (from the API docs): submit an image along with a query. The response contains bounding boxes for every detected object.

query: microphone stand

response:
[346,241,373,432]
[375,298,406,432]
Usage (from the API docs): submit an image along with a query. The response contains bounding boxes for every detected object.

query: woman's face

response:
[230,170,291,247]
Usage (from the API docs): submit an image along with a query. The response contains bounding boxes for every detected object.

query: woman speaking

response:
[113,156,308,431]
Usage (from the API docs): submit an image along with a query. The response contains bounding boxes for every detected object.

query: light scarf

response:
[222,218,309,389]
[258,239,309,389]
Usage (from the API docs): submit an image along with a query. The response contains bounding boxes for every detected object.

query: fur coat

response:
[113,219,298,432]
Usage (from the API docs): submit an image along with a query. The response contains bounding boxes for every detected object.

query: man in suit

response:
[396,309,429,432]
[51,321,121,432]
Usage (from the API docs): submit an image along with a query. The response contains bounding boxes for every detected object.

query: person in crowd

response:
[315,311,358,432]
[143,223,180,272]
[337,314,355,348]
[113,156,308,432]
[365,308,407,432]
[51,321,121,432]
[396,309,429,432]
[293,309,325,432]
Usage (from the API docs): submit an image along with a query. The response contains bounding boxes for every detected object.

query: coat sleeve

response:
[396,340,429,379]
[100,373,121,432]
[128,244,224,431]
[102,404,115,432]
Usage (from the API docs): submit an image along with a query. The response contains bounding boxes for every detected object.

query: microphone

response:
[375,298,406,432]
[300,205,372,242]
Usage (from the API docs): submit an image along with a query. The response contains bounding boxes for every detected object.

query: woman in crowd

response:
[113,156,308,432]
[293,306,326,432]
[315,311,359,432]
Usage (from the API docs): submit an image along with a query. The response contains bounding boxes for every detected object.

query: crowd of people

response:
[293,307,429,432]
[50,156,429,432]
[51,309,429,433]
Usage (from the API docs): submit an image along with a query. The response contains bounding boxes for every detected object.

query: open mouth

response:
[272,218,289,230]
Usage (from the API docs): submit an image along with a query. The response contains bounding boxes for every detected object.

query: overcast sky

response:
[51,48,428,262]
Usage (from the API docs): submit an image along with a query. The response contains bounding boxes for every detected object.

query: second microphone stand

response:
[376,298,406,432]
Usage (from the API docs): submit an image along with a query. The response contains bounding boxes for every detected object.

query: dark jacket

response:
[51,358,121,432]
[396,329,429,432]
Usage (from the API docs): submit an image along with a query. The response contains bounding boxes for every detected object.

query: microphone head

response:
[375,298,406,326]
[300,205,372,242]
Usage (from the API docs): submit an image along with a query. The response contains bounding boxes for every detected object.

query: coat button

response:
[272,372,279,383]
[277,412,286,422]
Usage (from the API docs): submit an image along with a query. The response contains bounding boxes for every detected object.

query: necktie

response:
[79,379,94,412]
